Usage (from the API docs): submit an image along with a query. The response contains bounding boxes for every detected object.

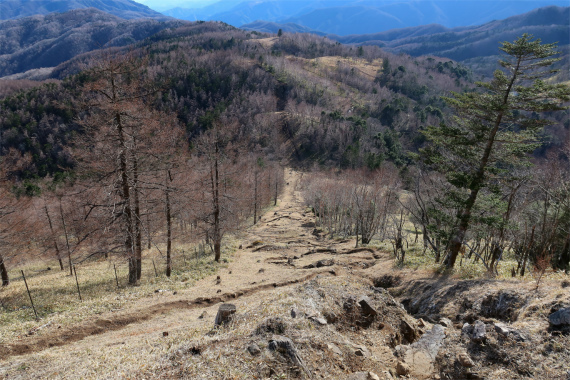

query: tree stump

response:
[214,303,236,327]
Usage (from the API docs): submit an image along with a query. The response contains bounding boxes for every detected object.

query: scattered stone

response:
[309,315,328,325]
[549,307,570,327]
[347,371,380,380]
[439,318,453,328]
[216,289,221,293]
[396,361,410,376]
[258,268,265,273]
[303,259,334,269]
[561,280,570,288]
[471,320,487,343]
[353,344,370,358]
[358,296,378,318]
[173,291,177,295]
[214,303,236,327]
[494,322,528,342]
[228,271,232,274]
[268,336,311,376]
[162,331,169,337]
[239,244,243,249]
[198,311,207,319]
[247,343,261,356]
[327,343,343,356]
[462,322,473,336]
[291,308,297,318]
[457,352,475,368]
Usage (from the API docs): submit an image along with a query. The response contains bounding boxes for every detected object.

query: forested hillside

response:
[0,22,473,181]
[0,0,166,20]
[0,9,188,78]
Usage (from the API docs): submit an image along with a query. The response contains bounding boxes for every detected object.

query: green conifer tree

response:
[421,34,570,269]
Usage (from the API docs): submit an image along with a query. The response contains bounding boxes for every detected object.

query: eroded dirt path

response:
[0,169,387,367]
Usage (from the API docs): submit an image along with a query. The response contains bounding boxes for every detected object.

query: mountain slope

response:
[0,0,167,20]
[0,8,188,78]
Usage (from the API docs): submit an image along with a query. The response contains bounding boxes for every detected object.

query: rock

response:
[198,311,208,319]
[439,318,453,328]
[400,319,419,343]
[327,343,343,356]
[368,372,380,380]
[347,372,380,380]
[214,303,236,327]
[247,343,261,356]
[358,296,378,318]
[462,322,474,336]
[268,336,311,376]
[258,268,265,273]
[471,320,486,343]
[303,258,335,269]
[494,322,528,342]
[290,308,297,318]
[353,344,370,358]
[309,316,328,325]
[549,307,570,326]
[457,352,475,368]
[402,325,446,379]
[396,361,410,376]
[162,331,169,337]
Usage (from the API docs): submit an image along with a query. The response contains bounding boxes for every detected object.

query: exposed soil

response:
[0,169,568,379]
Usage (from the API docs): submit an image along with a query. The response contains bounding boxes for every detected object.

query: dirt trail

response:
[0,169,383,361]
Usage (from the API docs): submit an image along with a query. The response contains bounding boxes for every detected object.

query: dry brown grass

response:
[0,242,232,345]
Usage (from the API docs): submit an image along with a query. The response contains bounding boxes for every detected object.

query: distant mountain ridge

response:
[165,0,569,36]
[0,8,188,78]
[0,0,167,20]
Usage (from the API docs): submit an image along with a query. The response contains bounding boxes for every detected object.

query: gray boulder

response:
[549,308,570,326]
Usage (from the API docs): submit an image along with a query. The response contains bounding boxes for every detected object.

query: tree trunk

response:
[0,254,9,286]
[45,205,64,271]
[115,110,136,285]
[165,171,172,277]
[212,143,221,262]
[253,169,258,225]
[59,200,73,276]
[132,152,142,280]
